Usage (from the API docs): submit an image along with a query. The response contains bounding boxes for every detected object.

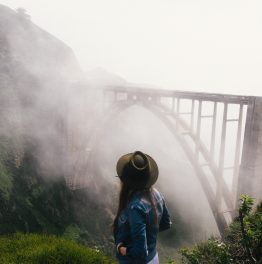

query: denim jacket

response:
[114,188,172,264]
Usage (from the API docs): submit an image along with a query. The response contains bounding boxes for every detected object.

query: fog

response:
[0,1,261,253]
[1,0,262,96]
[94,105,220,238]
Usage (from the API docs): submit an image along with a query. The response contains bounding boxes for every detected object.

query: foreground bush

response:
[0,233,116,264]
[224,196,262,263]
[180,238,233,264]
[179,196,262,264]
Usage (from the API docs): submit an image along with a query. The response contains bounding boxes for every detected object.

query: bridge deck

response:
[106,85,255,104]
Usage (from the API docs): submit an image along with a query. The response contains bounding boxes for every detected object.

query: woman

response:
[113,151,172,264]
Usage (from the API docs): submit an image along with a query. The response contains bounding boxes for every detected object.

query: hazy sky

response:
[1,0,262,96]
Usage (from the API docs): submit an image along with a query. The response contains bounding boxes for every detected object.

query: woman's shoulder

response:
[152,187,164,202]
[128,193,145,207]
[128,191,150,211]
[128,188,164,211]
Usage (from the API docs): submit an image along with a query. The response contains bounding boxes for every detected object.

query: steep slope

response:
[0,4,83,177]
[0,4,115,255]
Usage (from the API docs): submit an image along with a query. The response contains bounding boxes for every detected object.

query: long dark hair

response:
[113,182,133,232]
[113,183,158,232]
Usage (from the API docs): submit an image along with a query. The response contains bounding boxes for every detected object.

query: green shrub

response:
[62,224,81,242]
[179,238,233,264]
[224,198,262,263]
[0,233,116,264]
[179,196,262,264]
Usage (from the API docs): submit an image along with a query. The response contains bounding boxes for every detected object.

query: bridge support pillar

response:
[238,98,262,205]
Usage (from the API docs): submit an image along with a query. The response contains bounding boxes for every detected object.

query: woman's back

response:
[114,188,172,264]
[114,151,172,264]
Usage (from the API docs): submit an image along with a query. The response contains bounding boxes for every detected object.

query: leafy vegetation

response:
[0,233,116,264]
[224,195,262,263]
[177,195,262,264]
[0,138,14,199]
[0,145,72,234]
[180,238,233,264]
[0,142,115,256]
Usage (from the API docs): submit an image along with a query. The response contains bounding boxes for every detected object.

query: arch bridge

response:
[67,85,262,234]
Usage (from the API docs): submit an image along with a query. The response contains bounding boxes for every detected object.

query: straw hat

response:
[116,151,158,189]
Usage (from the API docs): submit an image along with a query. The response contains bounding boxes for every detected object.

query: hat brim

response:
[116,152,158,188]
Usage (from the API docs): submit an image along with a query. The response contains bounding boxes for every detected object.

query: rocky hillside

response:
[0,3,115,255]
[0,4,87,176]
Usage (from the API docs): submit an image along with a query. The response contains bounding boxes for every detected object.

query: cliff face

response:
[0,4,115,254]
[0,4,84,176]
[0,5,77,233]
[0,4,82,82]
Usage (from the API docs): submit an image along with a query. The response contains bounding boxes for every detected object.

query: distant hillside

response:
[0,4,82,81]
